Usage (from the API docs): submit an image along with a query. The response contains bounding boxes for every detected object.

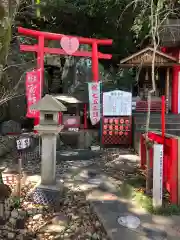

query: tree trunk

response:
[0,0,19,81]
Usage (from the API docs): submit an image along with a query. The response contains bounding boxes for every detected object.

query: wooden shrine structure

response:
[119,47,180,113]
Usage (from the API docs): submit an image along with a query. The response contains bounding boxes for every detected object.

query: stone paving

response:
[56,148,180,240]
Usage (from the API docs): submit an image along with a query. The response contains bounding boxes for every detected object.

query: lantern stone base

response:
[31,182,64,206]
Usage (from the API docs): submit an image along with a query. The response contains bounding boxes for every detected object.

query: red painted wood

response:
[18,27,113,45]
[19,27,113,130]
[140,132,178,204]
[170,138,178,204]
[161,96,165,141]
[92,42,99,82]
[172,66,179,113]
[20,45,112,59]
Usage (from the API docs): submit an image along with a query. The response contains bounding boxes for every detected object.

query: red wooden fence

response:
[140,131,178,204]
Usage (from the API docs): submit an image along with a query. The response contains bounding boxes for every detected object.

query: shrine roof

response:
[54,94,82,104]
[119,47,178,67]
[30,94,67,112]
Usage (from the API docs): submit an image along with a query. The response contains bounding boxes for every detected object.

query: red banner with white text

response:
[26,70,41,118]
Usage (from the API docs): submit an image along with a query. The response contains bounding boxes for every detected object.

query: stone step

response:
[133,114,180,121]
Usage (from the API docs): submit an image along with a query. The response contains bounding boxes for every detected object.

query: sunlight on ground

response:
[59,151,79,156]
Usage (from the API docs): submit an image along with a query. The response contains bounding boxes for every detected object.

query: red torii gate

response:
[18,27,112,128]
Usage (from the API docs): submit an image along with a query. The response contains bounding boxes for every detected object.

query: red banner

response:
[26,70,41,118]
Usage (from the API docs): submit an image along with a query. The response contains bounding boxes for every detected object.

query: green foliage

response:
[122,174,180,216]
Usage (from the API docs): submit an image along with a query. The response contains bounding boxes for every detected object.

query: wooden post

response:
[178,138,180,205]
[17,159,22,198]
[161,96,165,142]
[165,68,170,114]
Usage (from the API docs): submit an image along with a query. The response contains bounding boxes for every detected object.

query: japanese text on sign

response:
[26,70,41,118]
[88,82,100,125]
[16,138,30,150]
[103,90,132,116]
[153,144,164,208]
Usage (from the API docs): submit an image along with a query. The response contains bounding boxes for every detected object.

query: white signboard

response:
[68,128,79,132]
[153,144,163,207]
[88,82,101,125]
[16,138,30,150]
[103,90,132,116]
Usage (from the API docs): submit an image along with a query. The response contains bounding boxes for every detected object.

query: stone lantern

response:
[30,94,67,204]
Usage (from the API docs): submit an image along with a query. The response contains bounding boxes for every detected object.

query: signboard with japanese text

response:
[16,137,30,150]
[103,90,132,116]
[88,82,101,125]
[153,144,163,207]
[26,70,41,118]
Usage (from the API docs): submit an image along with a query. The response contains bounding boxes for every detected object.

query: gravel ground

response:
[0,149,111,240]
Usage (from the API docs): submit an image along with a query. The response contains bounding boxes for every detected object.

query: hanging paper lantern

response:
[119,131,123,136]
[119,125,124,131]
[125,125,129,130]
[124,132,128,136]
[103,131,107,135]
[125,119,129,124]
[109,131,113,135]
[120,119,124,124]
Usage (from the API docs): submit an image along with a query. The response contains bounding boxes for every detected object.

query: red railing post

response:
[169,138,178,204]
[161,95,165,142]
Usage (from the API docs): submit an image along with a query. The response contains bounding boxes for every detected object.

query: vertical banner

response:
[88,82,100,125]
[26,70,41,118]
[153,144,164,208]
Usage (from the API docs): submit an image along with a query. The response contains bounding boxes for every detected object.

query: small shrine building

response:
[119,46,180,114]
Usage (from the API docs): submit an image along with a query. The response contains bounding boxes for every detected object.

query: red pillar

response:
[161,96,165,141]
[34,35,44,128]
[172,65,179,114]
[170,138,178,204]
[92,42,99,82]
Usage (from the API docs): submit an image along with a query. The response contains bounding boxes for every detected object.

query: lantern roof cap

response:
[30,94,67,112]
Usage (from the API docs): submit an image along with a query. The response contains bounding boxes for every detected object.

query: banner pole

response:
[100,81,103,149]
